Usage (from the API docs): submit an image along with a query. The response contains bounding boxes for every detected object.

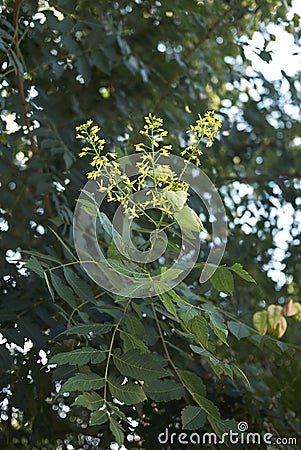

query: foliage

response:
[31,114,255,445]
[0,0,301,449]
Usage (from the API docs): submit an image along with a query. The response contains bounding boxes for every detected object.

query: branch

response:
[13,0,38,156]
[221,173,301,184]
[152,4,235,114]
[13,0,53,218]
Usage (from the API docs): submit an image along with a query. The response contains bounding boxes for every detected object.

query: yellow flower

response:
[183,111,222,164]
[86,171,98,180]
[134,143,145,152]
[97,180,107,193]
[124,204,139,219]
[161,148,170,156]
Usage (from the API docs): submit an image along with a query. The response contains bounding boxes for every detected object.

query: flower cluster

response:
[76,121,136,211]
[135,114,173,156]
[76,112,221,220]
[76,120,118,179]
[181,110,222,166]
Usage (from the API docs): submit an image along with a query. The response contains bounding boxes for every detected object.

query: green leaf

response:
[107,240,121,260]
[109,416,125,446]
[124,314,145,340]
[113,349,168,381]
[77,198,99,217]
[77,55,91,83]
[50,272,76,307]
[131,301,143,319]
[260,49,272,63]
[203,305,228,344]
[109,403,130,423]
[72,391,104,411]
[98,212,113,237]
[49,347,106,366]
[190,345,230,379]
[107,259,142,277]
[181,405,207,430]
[119,331,149,353]
[44,272,55,300]
[187,316,209,348]
[93,50,112,75]
[190,345,219,364]
[108,373,147,404]
[192,393,220,420]
[160,267,184,282]
[233,366,250,385]
[60,373,105,393]
[229,263,256,283]
[63,151,75,169]
[275,340,289,352]
[63,323,114,336]
[159,292,179,320]
[227,321,251,340]
[22,249,61,264]
[210,268,234,295]
[144,379,185,402]
[208,417,238,441]
[63,267,94,300]
[177,301,199,323]
[209,314,228,345]
[25,256,45,278]
[90,409,109,426]
[49,227,77,260]
[177,370,206,397]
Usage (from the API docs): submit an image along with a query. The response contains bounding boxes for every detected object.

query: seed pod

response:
[282,299,297,317]
[269,316,287,339]
[253,310,268,335]
[174,205,204,238]
[267,304,283,332]
[165,190,188,211]
[293,302,301,322]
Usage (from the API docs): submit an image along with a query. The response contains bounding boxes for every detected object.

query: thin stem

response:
[151,127,157,190]
[152,303,178,374]
[103,299,131,403]
[67,300,90,328]
[156,210,165,229]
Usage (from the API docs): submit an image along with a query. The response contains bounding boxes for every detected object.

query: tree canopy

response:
[0,1,301,449]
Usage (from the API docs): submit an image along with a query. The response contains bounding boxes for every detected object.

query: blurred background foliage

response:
[0,0,300,448]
